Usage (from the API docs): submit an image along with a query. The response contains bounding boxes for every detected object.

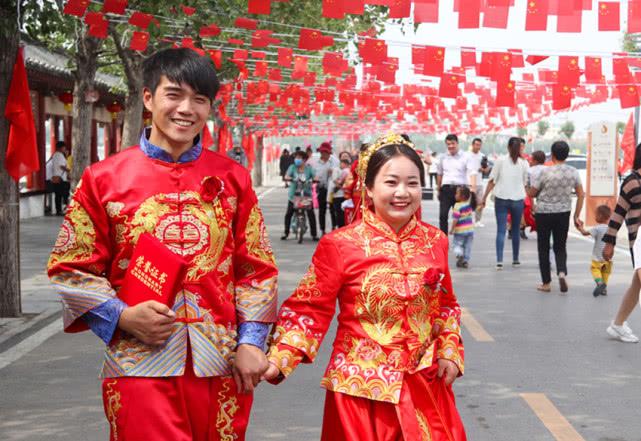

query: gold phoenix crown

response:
[357,133,416,183]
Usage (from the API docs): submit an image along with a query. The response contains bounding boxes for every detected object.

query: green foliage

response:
[560,120,575,140]
[516,125,527,138]
[617,121,626,134]
[537,120,549,137]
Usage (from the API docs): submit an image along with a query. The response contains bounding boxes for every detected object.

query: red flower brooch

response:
[423,267,445,292]
[200,176,224,203]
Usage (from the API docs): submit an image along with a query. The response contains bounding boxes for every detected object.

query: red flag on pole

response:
[525,0,549,31]
[598,2,620,31]
[619,113,636,173]
[4,48,39,182]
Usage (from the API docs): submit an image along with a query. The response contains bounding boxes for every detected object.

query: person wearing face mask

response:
[282,150,318,241]
[263,134,466,441]
[227,144,249,168]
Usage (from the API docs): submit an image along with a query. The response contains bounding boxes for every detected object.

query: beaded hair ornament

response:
[356,133,417,213]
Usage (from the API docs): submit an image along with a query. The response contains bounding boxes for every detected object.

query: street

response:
[1,186,640,441]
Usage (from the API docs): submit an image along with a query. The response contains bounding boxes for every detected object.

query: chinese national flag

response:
[552,84,573,110]
[414,0,439,23]
[4,48,39,182]
[207,50,222,69]
[128,11,154,29]
[483,4,510,28]
[304,72,317,87]
[202,124,214,150]
[200,24,221,38]
[557,10,582,32]
[617,85,640,109]
[458,0,481,28]
[254,61,268,77]
[103,0,127,15]
[235,17,258,30]
[438,73,461,98]
[278,48,293,67]
[359,39,388,64]
[377,59,398,84]
[620,113,636,173]
[299,28,333,51]
[323,0,345,19]
[584,57,603,83]
[344,0,364,14]
[63,0,89,17]
[558,56,581,87]
[130,31,149,51]
[248,0,271,14]
[495,80,516,107]
[268,68,282,81]
[525,0,548,31]
[598,2,620,31]
[493,52,512,82]
[389,0,411,18]
[461,47,476,67]
[526,54,548,65]
[629,0,641,33]
[292,56,308,79]
[422,46,446,77]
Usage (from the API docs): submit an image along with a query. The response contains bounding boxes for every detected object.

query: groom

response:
[48,47,277,440]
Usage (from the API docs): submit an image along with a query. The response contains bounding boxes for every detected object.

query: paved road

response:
[1,187,640,441]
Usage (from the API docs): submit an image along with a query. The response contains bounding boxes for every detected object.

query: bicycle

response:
[290,177,312,244]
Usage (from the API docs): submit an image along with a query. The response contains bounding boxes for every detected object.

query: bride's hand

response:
[260,362,281,382]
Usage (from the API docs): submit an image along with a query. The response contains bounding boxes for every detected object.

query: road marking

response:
[0,318,62,371]
[461,307,494,342]
[520,393,586,441]
[257,186,277,200]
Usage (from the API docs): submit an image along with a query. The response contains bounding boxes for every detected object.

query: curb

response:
[0,306,60,354]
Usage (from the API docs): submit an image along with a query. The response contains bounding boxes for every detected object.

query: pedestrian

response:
[263,133,466,441]
[47,48,278,441]
[576,204,612,297]
[468,138,485,226]
[45,140,70,216]
[282,150,318,241]
[479,137,529,270]
[331,158,351,229]
[528,140,585,293]
[450,186,474,268]
[602,142,641,343]
[227,144,249,167]
[428,151,439,188]
[279,148,293,187]
[310,142,339,236]
[436,134,476,233]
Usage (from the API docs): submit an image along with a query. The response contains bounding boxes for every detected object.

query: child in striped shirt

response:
[450,186,475,268]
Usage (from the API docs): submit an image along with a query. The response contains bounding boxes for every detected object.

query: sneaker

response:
[520,230,528,240]
[496,263,503,270]
[602,286,608,296]
[475,221,485,227]
[606,322,639,343]
[280,234,288,241]
[456,256,465,268]
[461,261,469,269]
[512,261,521,267]
[593,283,606,297]
[558,274,568,293]
[312,236,320,242]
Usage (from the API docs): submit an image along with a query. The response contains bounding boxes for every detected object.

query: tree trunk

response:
[253,134,263,187]
[0,3,22,317]
[110,28,144,149]
[70,31,102,188]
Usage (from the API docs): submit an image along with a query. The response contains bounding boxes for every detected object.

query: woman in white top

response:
[479,137,529,269]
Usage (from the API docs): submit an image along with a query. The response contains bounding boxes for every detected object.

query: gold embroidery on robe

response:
[216,378,239,441]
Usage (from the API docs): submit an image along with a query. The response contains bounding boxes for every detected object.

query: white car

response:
[564,155,587,191]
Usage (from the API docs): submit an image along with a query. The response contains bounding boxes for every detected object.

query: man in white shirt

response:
[45,141,70,216]
[436,134,476,232]
[467,138,484,226]
[310,142,339,235]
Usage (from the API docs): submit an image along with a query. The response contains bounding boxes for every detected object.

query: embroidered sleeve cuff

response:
[267,343,305,382]
[436,333,465,376]
[81,298,127,345]
[237,321,271,350]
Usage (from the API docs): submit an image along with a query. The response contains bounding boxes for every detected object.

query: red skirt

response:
[101,356,252,441]
[321,366,466,441]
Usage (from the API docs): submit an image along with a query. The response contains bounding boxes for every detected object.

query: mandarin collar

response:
[363,208,417,242]
[139,127,202,164]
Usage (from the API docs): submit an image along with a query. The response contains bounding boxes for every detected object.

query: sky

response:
[378,0,637,138]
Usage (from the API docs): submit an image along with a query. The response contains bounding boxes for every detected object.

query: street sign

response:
[585,121,618,226]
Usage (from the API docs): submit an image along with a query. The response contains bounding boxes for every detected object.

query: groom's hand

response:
[232,344,269,394]
[261,362,280,382]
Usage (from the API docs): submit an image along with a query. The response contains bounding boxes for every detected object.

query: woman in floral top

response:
[263,134,466,441]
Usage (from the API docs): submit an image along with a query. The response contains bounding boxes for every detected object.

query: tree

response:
[0,0,22,316]
[537,120,550,137]
[617,121,626,134]
[516,125,527,138]
[560,121,575,139]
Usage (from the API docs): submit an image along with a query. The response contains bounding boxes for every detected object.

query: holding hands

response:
[232,344,270,394]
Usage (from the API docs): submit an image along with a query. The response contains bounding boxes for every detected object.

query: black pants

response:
[535,211,570,284]
[332,197,346,228]
[47,180,69,215]
[429,173,438,188]
[438,185,458,233]
[284,201,317,238]
[317,186,328,233]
